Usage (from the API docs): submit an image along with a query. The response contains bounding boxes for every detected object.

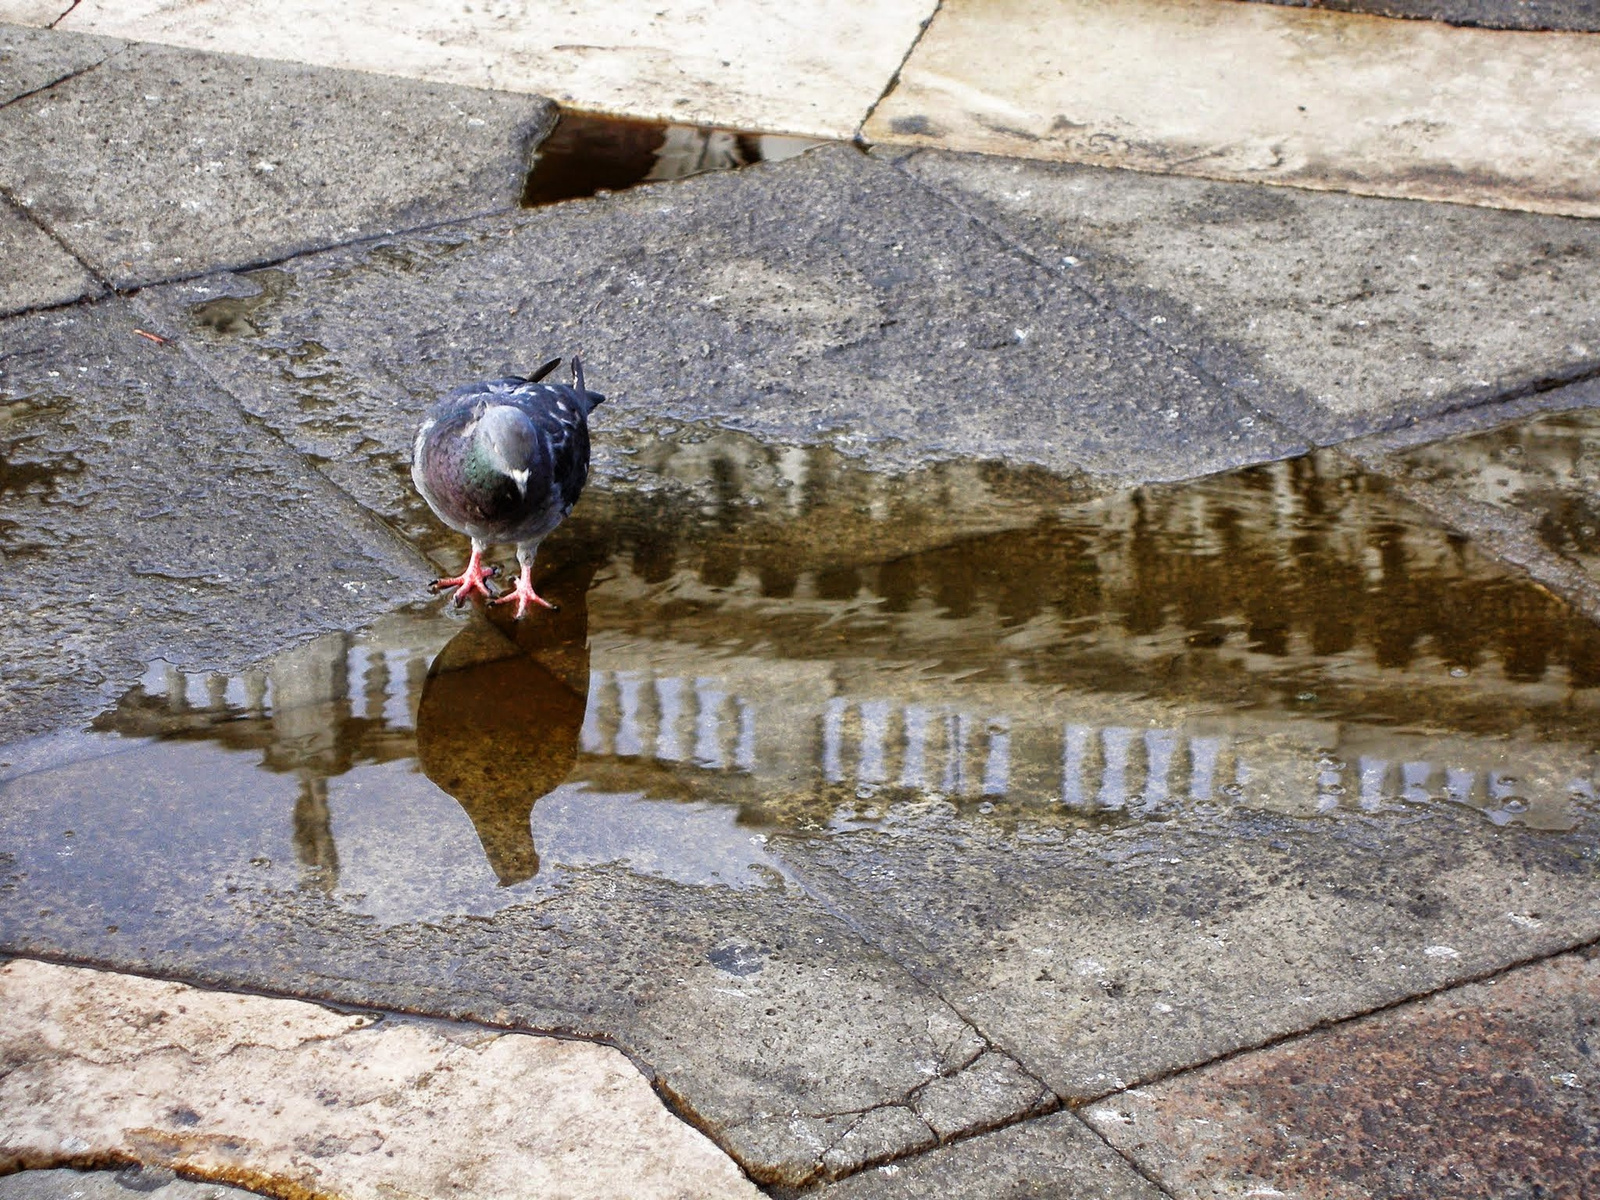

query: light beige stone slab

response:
[867,0,1600,216]
[0,3,71,25]
[5,0,938,138]
[0,959,761,1200]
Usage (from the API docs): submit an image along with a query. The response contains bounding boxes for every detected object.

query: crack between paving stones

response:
[0,182,112,302]
[1066,926,1600,1112]
[854,0,943,145]
[1356,358,1600,441]
[1072,1107,1183,1200]
[122,290,437,587]
[0,47,116,115]
[879,154,1309,469]
[48,1,83,28]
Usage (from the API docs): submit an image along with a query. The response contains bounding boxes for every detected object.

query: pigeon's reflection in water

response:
[415,561,594,885]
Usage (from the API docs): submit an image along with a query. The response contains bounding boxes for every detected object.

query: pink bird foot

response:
[429,546,500,606]
[492,563,558,619]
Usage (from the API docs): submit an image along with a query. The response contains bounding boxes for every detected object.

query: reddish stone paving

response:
[1086,947,1600,1199]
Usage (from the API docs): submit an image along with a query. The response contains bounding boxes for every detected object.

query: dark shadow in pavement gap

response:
[521,109,830,207]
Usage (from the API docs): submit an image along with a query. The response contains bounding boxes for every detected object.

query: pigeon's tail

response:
[571,355,605,415]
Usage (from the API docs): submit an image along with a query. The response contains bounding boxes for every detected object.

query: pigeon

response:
[411,356,605,619]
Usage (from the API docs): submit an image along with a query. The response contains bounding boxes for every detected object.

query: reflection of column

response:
[1189,736,1223,802]
[581,669,610,754]
[901,705,930,790]
[615,671,646,757]
[292,772,338,892]
[944,713,970,795]
[1062,724,1092,807]
[859,700,891,785]
[656,676,685,762]
[1099,727,1133,810]
[1445,766,1476,805]
[734,698,757,773]
[822,697,847,784]
[982,717,1010,797]
[1359,757,1389,811]
[694,678,727,769]
[1144,730,1177,809]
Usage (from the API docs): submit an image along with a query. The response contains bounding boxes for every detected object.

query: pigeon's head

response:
[476,404,537,494]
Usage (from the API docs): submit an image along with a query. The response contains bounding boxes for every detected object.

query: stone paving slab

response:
[10,0,938,140]
[0,33,556,288]
[1084,946,1600,1198]
[888,148,1600,445]
[0,958,761,1200]
[0,22,118,105]
[1242,0,1600,31]
[130,143,1296,510]
[797,1111,1163,1200]
[773,800,1600,1104]
[0,196,99,315]
[867,0,1600,217]
[0,299,420,744]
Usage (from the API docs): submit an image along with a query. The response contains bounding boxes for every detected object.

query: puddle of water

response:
[3,430,1599,932]
[521,110,826,207]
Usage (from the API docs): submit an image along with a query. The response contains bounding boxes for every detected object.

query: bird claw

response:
[428,556,500,605]
[492,567,558,619]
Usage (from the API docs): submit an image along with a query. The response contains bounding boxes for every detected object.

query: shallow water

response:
[3,427,1597,932]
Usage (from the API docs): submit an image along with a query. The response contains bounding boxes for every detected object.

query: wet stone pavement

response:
[2,10,1600,1199]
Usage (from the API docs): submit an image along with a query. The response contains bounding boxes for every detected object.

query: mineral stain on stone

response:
[520,110,826,207]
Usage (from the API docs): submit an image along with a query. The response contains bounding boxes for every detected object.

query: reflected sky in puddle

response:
[3,428,1600,933]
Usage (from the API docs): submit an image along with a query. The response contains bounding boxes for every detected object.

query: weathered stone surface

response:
[772,801,1600,1103]
[0,5,69,29]
[0,958,762,1200]
[0,21,120,106]
[867,0,1600,217]
[0,196,99,315]
[891,148,1600,443]
[0,39,555,287]
[1241,0,1600,32]
[133,143,1295,510]
[1085,948,1600,1199]
[0,299,420,743]
[34,0,938,139]
[806,1111,1165,1199]
[0,1166,255,1200]
[909,1050,1052,1142]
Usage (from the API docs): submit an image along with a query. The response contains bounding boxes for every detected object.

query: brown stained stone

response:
[1084,947,1600,1199]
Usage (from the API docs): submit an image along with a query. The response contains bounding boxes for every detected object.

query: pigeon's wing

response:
[507,383,591,515]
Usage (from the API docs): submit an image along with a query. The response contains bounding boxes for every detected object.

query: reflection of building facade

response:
[109,434,1600,882]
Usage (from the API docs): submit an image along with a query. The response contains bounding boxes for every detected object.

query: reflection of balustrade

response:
[135,640,1599,829]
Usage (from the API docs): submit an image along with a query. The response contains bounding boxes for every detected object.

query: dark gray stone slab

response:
[0,299,420,743]
[0,40,555,287]
[0,23,120,107]
[133,144,1297,506]
[889,149,1600,445]
[799,1111,1163,1199]
[1239,0,1600,32]
[772,801,1600,1104]
[0,196,100,315]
